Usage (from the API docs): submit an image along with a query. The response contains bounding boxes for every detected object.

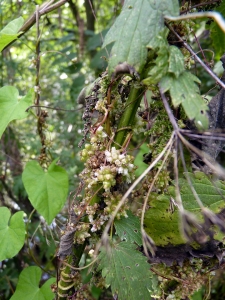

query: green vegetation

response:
[1,1,225,299]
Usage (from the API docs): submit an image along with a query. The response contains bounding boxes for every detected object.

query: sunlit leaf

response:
[22,159,69,224]
[0,86,33,139]
[0,17,24,51]
[0,207,25,261]
[10,266,55,300]
[144,194,184,246]
[145,172,225,246]
[98,242,157,299]
[103,0,179,75]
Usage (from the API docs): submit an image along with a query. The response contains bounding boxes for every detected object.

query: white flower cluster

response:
[94,165,117,191]
[90,214,109,232]
[95,97,107,113]
[105,147,135,183]
[80,126,107,161]
[90,126,107,144]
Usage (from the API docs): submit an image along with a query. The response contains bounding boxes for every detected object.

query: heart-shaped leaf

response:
[10,266,55,300]
[0,17,24,51]
[0,207,25,261]
[22,159,69,224]
[0,86,33,139]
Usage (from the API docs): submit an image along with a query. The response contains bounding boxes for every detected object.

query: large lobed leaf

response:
[0,17,24,51]
[145,172,225,246]
[160,72,209,129]
[0,207,25,261]
[98,242,157,300]
[102,0,179,75]
[10,266,55,300]
[0,86,33,139]
[22,159,69,224]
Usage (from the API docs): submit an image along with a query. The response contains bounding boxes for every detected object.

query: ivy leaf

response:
[98,242,157,299]
[22,159,69,224]
[160,72,208,129]
[114,211,142,246]
[102,0,179,75]
[0,86,33,139]
[0,207,25,261]
[10,266,55,300]
[0,17,24,51]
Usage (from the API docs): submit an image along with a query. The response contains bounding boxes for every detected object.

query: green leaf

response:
[114,211,142,246]
[210,1,225,59]
[0,207,25,261]
[168,46,185,77]
[160,72,208,129]
[143,31,185,85]
[98,242,157,299]
[134,143,149,176]
[10,266,55,300]
[0,17,24,51]
[144,172,225,246]
[22,159,69,224]
[144,194,185,246]
[0,86,33,139]
[102,0,179,75]
[144,45,169,84]
[179,172,225,214]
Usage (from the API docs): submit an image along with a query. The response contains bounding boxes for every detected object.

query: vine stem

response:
[35,5,41,116]
[113,86,144,148]
[177,131,225,179]
[96,132,175,256]
[165,11,225,33]
[141,132,174,256]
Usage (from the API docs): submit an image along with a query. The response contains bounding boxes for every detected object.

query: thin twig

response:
[166,22,225,90]
[179,141,204,209]
[141,132,174,256]
[181,0,221,15]
[35,5,41,116]
[177,131,225,179]
[159,86,179,131]
[173,134,185,212]
[193,32,207,65]
[25,104,83,113]
[95,132,175,256]
[3,0,68,51]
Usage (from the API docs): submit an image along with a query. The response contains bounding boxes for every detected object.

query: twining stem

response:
[57,244,86,299]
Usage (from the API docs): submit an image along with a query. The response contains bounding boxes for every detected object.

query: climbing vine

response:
[1,0,225,300]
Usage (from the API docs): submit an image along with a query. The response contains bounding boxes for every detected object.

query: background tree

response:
[1,0,225,299]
